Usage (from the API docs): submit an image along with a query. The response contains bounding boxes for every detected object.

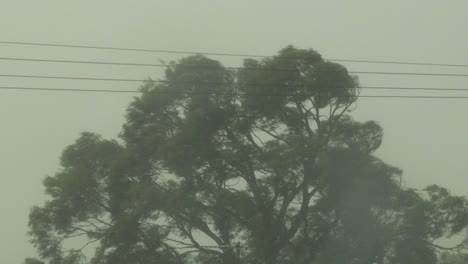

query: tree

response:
[439,252,468,264]
[26,46,468,264]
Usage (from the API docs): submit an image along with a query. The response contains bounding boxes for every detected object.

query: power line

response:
[2,86,468,99]
[0,40,263,57]
[363,86,468,91]
[2,74,468,97]
[0,71,467,86]
[1,40,468,68]
[326,59,468,68]
[2,74,468,92]
[0,74,145,82]
[2,57,468,76]
[357,95,468,99]
[353,71,468,77]
[0,86,139,93]
[1,85,468,92]
[0,56,170,68]
[0,56,308,72]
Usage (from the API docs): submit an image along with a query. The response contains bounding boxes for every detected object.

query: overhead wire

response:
[1,71,468,85]
[1,74,468,95]
[1,40,468,67]
[2,85,468,92]
[1,86,468,99]
[1,40,468,98]
[1,57,468,77]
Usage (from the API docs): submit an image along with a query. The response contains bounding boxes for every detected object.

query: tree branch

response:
[90,217,112,227]
[428,240,468,251]
[175,222,223,256]
[286,187,319,240]
[77,238,100,251]
[277,180,306,221]
[295,100,315,139]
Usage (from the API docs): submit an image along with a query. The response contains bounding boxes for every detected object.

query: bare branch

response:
[90,217,112,227]
[85,220,105,232]
[428,241,468,251]
[70,226,102,237]
[286,187,319,240]
[77,238,100,251]
[295,100,315,139]
[253,123,289,145]
[176,222,223,256]
[165,237,200,248]
[58,232,89,241]
[247,130,265,150]
[277,181,306,220]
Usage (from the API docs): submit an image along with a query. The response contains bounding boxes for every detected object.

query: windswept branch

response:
[428,240,468,251]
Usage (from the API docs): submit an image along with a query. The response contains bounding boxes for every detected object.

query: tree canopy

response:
[26,46,468,264]
[439,252,468,264]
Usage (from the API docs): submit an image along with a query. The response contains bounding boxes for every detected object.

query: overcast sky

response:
[1,1,468,263]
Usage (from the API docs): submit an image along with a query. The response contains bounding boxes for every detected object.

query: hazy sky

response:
[1,1,467,263]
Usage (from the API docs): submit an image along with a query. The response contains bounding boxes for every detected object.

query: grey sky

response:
[1,1,467,263]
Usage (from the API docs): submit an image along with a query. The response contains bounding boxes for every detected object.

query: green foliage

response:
[24,258,45,264]
[439,252,468,264]
[26,46,468,264]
